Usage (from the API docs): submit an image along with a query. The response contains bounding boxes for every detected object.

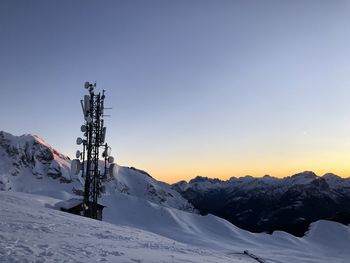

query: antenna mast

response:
[71,82,118,220]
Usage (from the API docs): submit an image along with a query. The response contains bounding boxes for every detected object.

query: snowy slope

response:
[0,191,238,263]
[1,130,350,262]
[107,166,195,212]
[0,130,195,212]
[100,189,350,263]
[1,190,350,263]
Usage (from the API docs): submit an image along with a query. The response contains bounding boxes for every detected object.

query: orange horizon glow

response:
[117,154,350,184]
[141,167,350,184]
[110,118,350,184]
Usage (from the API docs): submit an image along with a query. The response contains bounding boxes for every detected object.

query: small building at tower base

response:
[56,198,105,221]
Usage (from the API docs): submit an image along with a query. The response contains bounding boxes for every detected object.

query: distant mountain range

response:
[1,129,350,238]
[172,172,350,236]
[1,131,350,262]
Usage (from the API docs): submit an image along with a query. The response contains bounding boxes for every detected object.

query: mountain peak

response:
[291,171,317,178]
[288,171,318,185]
[0,130,196,213]
[189,176,222,184]
[322,173,341,179]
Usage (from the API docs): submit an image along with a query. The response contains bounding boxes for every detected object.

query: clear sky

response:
[1,0,350,183]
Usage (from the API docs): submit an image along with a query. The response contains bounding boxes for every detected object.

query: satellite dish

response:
[80,125,86,132]
[109,163,119,177]
[76,137,83,145]
[76,150,81,159]
[84,95,90,116]
[108,156,114,163]
[71,159,81,175]
[84,81,90,89]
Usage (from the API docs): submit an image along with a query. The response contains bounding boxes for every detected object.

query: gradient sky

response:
[1,0,350,183]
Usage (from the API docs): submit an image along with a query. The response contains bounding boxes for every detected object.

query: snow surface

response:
[1,190,350,263]
[0,191,254,263]
[0,131,195,212]
[1,131,350,262]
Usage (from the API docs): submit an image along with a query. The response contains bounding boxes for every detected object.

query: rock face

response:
[0,131,196,213]
[0,131,72,190]
[172,172,350,236]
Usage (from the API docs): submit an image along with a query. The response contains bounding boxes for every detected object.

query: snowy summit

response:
[0,131,350,262]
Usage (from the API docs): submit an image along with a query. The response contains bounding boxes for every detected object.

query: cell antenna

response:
[71,81,118,220]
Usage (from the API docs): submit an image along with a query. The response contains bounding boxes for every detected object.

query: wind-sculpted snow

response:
[1,191,349,262]
[0,130,195,212]
[108,166,196,212]
[0,191,238,263]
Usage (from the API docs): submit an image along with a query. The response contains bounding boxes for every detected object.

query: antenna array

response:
[71,82,118,220]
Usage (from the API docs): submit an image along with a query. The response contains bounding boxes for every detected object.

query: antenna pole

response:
[72,81,116,220]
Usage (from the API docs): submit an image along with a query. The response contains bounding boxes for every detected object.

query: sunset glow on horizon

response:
[2,0,350,183]
[115,140,350,183]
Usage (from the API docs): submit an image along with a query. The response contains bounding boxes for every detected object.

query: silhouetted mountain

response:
[172,172,350,236]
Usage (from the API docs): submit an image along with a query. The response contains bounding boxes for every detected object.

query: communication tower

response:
[71,82,118,220]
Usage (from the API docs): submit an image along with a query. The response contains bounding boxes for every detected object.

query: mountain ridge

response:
[0,130,195,212]
[1,130,350,262]
[183,170,349,185]
[173,171,350,236]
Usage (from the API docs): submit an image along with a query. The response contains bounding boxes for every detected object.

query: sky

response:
[1,0,350,183]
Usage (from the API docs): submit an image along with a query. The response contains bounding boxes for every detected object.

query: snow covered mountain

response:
[0,130,195,212]
[1,130,350,262]
[173,172,350,236]
[2,187,350,262]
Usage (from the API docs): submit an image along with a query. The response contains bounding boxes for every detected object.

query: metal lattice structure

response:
[71,82,118,220]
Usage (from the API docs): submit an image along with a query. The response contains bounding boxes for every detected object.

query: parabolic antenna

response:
[76,137,83,145]
[76,150,81,159]
[109,163,119,177]
[71,159,81,175]
[107,156,114,163]
[84,81,90,89]
[80,125,86,132]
